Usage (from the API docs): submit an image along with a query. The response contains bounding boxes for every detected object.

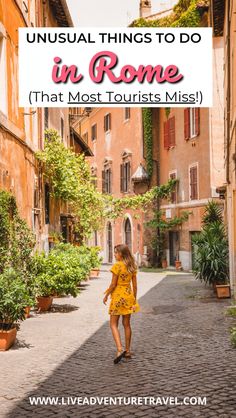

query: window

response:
[124,108,131,120]
[91,124,97,141]
[169,171,177,203]
[44,108,49,129]
[184,108,200,140]
[104,113,111,132]
[120,161,131,193]
[0,30,7,114]
[102,167,112,194]
[60,117,64,141]
[61,118,64,141]
[189,165,198,200]
[44,183,50,224]
[164,116,176,150]
[34,176,39,208]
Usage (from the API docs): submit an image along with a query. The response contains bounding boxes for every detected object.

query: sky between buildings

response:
[67,0,178,27]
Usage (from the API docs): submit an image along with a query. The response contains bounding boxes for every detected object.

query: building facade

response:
[138,1,225,270]
[0,0,90,251]
[212,0,236,296]
[79,107,151,265]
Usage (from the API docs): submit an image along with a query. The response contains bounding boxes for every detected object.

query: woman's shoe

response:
[124,350,132,359]
[114,349,126,364]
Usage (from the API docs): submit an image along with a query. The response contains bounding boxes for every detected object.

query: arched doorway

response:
[124,218,132,250]
[107,222,113,263]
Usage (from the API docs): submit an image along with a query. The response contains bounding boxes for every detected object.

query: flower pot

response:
[0,327,17,351]
[216,284,231,299]
[175,260,182,270]
[161,260,167,269]
[90,268,100,278]
[24,306,31,318]
[37,296,53,311]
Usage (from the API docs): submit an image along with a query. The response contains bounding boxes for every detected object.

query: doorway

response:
[124,218,132,250]
[190,231,200,270]
[169,231,179,266]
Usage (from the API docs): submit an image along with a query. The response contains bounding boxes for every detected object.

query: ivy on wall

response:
[36,130,178,240]
[131,0,206,28]
[142,108,153,178]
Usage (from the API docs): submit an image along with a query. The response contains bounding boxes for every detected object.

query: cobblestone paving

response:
[1,272,236,418]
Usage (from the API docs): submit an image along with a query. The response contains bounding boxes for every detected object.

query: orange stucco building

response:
[80,1,225,269]
[145,3,225,270]
[212,0,236,296]
[0,0,90,251]
[79,108,150,265]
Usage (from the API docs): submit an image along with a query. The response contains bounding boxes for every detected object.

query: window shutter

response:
[190,166,198,200]
[120,164,124,192]
[102,170,105,193]
[190,167,194,199]
[164,121,170,149]
[195,108,200,136]
[169,117,175,147]
[109,113,111,130]
[127,161,131,192]
[108,168,112,194]
[184,109,190,140]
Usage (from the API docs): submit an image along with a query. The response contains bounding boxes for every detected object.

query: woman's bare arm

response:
[132,274,138,300]
[104,273,118,297]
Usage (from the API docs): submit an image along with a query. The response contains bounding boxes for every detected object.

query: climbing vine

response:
[36,130,177,240]
[142,108,153,178]
[131,0,205,28]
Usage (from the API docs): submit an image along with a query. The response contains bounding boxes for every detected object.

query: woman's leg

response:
[110,315,123,353]
[122,314,132,352]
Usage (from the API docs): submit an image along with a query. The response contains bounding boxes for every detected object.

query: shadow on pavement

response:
[7,275,236,418]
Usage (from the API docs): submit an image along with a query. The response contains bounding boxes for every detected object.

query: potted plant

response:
[89,246,102,278]
[192,201,230,298]
[215,283,231,299]
[0,269,33,350]
[31,243,95,310]
[175,249,182,270]
[161,257,168,269]
[31,252,55,311]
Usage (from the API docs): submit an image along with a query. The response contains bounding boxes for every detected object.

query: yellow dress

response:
[105,261,140,315]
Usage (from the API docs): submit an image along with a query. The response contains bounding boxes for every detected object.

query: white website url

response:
[29,396,207,407]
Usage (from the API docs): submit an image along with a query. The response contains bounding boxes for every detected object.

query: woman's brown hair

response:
[114,244,137,274]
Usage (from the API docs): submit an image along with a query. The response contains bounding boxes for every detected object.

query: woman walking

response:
[103,244,140,364]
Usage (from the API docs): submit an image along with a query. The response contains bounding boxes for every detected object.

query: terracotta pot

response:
[161,260,167,269]
[37,296,53,311]
[175,260,182,270]
[24,306,31,318]
[90,268,100,278]
[216,284,231,299]
[0,327,17,351]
